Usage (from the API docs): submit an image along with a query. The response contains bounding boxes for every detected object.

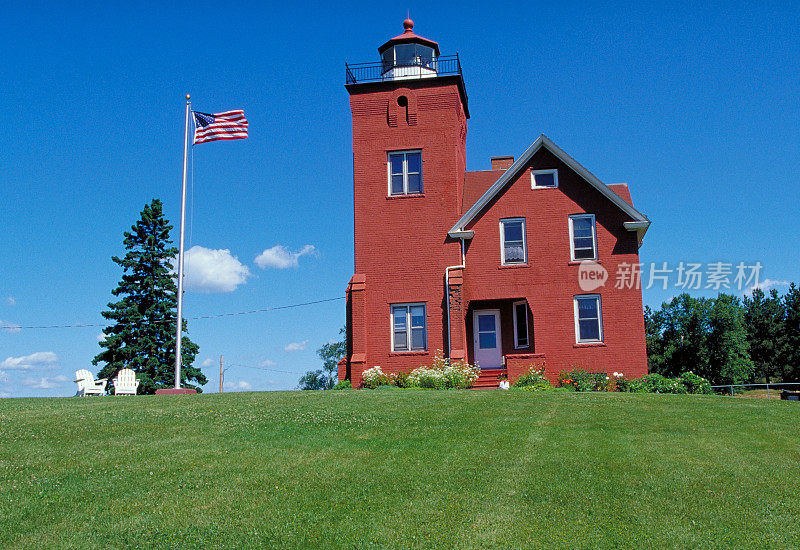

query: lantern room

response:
[378,18,440,80]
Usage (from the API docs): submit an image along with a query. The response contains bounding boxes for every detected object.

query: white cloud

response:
[6,297,16,306]
[284,340,308,352]
[201,358,215,368]
[0,370,8,383]
[745,278,791,297]
[180,246,250,293]
[224,380,252,391]
[22,374,69,389]
[254,245,316,269]
[0,320,21,334]
[0,391,11,399]
[259,359,276,367]
[96,332,106,343]
[1,352,58,370]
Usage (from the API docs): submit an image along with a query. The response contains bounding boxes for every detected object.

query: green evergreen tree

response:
[92,199,205,394]
[782,284,800,381]
[743,288,786,383]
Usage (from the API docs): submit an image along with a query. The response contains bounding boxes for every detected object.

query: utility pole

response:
[219,355,224,393]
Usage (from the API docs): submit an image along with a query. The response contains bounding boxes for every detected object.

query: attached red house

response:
[340,20,650,387]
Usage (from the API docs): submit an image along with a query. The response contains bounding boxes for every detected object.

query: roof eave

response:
[624,220,651,248]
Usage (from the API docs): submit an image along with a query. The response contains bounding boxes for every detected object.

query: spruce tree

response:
[743,288,785,383]
[93,199,206,393]
[782,284,800,381]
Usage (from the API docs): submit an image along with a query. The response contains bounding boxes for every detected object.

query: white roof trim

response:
[449,134,650,239]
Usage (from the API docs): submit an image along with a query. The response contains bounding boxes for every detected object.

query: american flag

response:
[192,110,248,145]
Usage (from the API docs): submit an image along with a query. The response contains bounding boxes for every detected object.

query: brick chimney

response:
[490,156,514,170]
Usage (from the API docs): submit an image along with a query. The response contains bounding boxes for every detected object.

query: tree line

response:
[645,285,800,386]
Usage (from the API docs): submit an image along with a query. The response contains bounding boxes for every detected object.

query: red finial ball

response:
[403,17,414,31]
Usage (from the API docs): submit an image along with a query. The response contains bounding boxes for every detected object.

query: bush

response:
[392,370,415,389]
[332,380,351,390]
[512,366,553,391]
[680,371,713,394]
[558,369,609,392]
[408,352,479,389]
[361,366,390,389]
[641,373,687,394]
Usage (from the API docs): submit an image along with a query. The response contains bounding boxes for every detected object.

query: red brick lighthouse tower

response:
[342,19,470,386]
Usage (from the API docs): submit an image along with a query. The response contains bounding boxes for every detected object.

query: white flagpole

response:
[175,94,191,389]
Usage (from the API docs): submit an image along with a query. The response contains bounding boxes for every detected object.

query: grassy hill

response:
[1,390,798,548]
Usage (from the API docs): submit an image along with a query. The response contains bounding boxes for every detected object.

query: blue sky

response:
[1,1,798,397]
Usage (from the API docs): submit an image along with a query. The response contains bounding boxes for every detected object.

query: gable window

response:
[531,169,558,189]
[574,295,603,343]
[500,218,526,265]
[388,151,422,196]
[569,214,598,261]
[513,301,529,348]
[391,303,427,351]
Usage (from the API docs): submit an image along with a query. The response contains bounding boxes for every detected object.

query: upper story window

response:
[500,218,527,265]
[391,303,427,351]
[574,295,603,343]
[531,169,558,189]
[388,151,422,196]
[569,214,598,261]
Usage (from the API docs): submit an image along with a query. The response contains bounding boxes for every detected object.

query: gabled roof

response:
[449,134,651,244]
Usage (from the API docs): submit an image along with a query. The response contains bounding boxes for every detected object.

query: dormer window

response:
[388,151,422,195]
[531,169,558,189]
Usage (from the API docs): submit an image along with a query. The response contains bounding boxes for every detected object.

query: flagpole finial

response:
[185,94,191,100]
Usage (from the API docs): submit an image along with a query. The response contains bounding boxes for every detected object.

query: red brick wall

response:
[461,147,648,381]
[346,79,467,381]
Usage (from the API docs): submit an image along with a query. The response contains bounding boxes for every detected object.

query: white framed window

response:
[388,150,422,196]
[531,168,558,189]
[569,214,598,261]
[391,303,427,351]
[512,300,529,349]
[500,218,526,265]
[574,295,603,343]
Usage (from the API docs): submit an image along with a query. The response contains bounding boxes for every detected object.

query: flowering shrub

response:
[641,373,687,394]
[680,371,713,394]
[360,353,479,390]
[558,369,608,392]
[511,366,553,391]
[361,366,390,389]
[392,370,413,388]
[616,372,712,394]
[408,352,479,389]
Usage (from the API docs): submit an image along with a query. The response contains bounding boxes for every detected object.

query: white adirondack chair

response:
[113,368,139,395]
[74,369,107,396]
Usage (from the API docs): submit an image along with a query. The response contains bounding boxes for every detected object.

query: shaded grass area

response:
[1,391,799,548]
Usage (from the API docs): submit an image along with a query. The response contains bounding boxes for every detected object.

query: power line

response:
[226,362,300,375]
[3,296,345,330]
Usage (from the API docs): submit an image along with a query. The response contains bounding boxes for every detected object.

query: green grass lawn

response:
[1,390,798,549]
